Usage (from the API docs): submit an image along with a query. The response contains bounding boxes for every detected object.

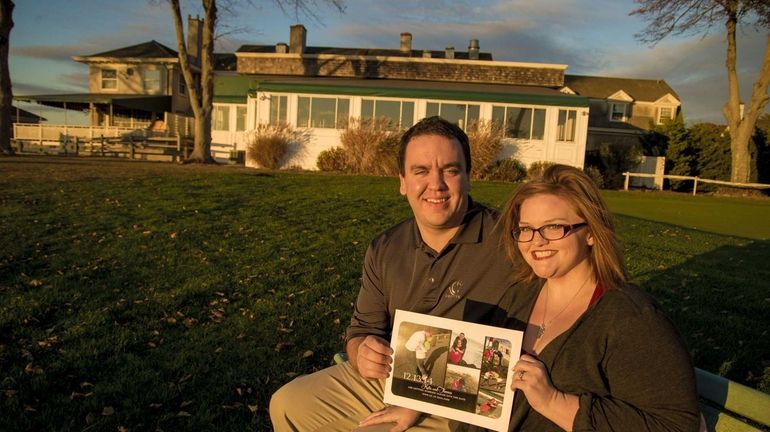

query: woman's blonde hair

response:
[500,164,629,290]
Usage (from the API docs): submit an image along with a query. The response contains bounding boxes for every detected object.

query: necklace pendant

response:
[536,324,545,339]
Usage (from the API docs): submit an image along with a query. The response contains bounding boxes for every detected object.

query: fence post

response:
[100,135,105,156]
[693,177,698,196]
[129,135,135,159]
[74,137,79,156]
[175,135,181,163]
[623,172,630,191]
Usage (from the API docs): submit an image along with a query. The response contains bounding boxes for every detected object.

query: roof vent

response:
[276,43,288,53]
[468,39,479,60]
[445,46,455,59]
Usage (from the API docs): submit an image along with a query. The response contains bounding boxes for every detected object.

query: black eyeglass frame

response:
[511,222,588,243]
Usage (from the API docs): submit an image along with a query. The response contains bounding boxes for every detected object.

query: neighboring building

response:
[211,25,590,169]
[561,75,681,150]
[14,21,681,170]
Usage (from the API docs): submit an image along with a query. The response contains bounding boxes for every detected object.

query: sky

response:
[9,0,769,124]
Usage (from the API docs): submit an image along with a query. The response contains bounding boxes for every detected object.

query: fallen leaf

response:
[286,372,298,378]
[149,403,163,409]
[4,389,18,397]
[274,341,294,352]
[118,426,129,432]
[85,412,95,424]
[180,400,193,408]
[102,406,115,416]
[247,404,258,413]
[177,411,191,417]
[23,404,37,412]
[302,350,313,358]
[29,279,43,287]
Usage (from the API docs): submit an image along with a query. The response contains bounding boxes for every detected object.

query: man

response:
[270,116,520,431]
[404,329,432,381]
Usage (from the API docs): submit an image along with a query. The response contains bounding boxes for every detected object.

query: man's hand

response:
[348,335,393,379]
[358,405,422,432]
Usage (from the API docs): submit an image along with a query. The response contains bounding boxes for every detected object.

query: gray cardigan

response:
[499,284,700,432]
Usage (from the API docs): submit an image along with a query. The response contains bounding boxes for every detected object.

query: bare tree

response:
[632,0,770,183]
[168,0,345,164]
[0,0,14,156]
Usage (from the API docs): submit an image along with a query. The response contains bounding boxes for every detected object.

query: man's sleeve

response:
[345,242,390,342]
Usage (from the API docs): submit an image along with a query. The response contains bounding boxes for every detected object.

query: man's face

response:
[399,134,470,236]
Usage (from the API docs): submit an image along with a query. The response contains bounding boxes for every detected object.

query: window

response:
[557,109,577,142]
[360,99,415,129]
[213,105,230,131]
[236,106,247,131]
[178,75,186,95]
[426,102,480,129]
[269,95,288,124]
[609,102,628,122]
[491,106,546,140]
[101,69,117,90]
[143,69,162,94]
[657,106,674,124]
[296,96,350,129]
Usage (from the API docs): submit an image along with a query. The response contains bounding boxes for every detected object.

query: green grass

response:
[1,157,769,431]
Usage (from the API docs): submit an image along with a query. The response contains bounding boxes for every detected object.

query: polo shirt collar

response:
[410,197,484,251]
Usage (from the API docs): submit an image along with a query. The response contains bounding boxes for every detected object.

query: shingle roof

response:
[563,75,679,102]
[85,40,178,59]
[237,45,493,60]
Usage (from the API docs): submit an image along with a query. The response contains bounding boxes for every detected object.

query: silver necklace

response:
[535,275,592,339]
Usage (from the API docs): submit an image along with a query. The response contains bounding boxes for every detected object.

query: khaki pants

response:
[269,361,458,431]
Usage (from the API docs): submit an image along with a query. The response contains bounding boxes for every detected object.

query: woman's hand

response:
[510,354,558,411]
[511,354,579,431]
[358,406,422,432]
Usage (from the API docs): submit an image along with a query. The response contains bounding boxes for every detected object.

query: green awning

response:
[250,81,589,108]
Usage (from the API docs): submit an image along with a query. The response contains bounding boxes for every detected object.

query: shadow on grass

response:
[640,238,770,393]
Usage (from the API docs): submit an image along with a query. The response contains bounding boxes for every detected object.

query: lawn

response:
[1,156,769,431]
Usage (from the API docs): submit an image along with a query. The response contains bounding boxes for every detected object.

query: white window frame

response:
[101,68,117,90]
[491,105,546,140]
[212,105,230,131]
[657,106,675,124]
[269,94,288,125]
[609,102,628,122]
[425,101,480,129]
[557,109,577,142]
[360,98,415,129]
[296,95,350,129]
[143,69,162,94]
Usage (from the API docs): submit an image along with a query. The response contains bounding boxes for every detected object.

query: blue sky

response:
[10,0,768,124]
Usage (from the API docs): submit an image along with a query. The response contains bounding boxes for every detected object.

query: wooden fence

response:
[12,135,195,163]
[623,172,770,195]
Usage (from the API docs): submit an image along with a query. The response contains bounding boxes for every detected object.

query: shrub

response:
[466,120,505,180]
[339,117,400,176]
[317,147,348,172]
[484,158,527,182]
[526,161,556,181]
[583,165,605,189]
[597,142,642,189]
[245,123,295,170]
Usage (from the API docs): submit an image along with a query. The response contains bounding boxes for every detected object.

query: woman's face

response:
[516,193,594,280]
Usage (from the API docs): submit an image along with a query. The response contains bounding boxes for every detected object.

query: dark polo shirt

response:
[346,200,521,342]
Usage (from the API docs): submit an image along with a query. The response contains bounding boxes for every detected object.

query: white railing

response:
[623,172,770,195]
[13,123,158,143]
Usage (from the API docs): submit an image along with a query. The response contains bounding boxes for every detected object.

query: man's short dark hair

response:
[398,116,471,175]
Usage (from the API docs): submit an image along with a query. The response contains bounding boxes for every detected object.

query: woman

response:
[500,164,700,431]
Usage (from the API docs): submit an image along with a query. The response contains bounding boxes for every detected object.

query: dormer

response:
[653,93,681,124]
[607,90,634,122]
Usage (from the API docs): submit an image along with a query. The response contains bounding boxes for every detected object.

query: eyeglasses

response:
[511,222,588,243]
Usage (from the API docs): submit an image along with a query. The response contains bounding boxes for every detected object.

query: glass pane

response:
[361,99,374,119]
[492,106,505,129]
[311,97,337,128]
[214,106,229,131]
[466,104,480,126]
[441,103,466,127]
[296,96,310,127]
[102,80,117,89]
[426,102,440,117]
[532,109,545,140]
[278,96,287,123]
[507,107,531,139]
[401,102,414,128]
[236,106,247,131]
[102,69,116,78]
[144,69,161,92]
[558,109,576,141]
[375,100,401,128]
[336,98,350,128]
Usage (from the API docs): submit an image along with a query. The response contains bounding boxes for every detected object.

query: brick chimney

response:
[187,15,203,66]
[468,39,479,60]
[290,24,307,54]
[276,43,288,53]
[400,32,412,53]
